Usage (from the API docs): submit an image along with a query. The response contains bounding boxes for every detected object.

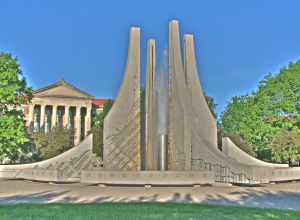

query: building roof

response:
[92,99,107,107]
[33,79,94,99]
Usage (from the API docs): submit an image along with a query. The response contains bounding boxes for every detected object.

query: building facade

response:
[23,80,106,145]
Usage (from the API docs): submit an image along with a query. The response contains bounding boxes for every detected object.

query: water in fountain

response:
[156,49,169,135]
[154,49,169,169]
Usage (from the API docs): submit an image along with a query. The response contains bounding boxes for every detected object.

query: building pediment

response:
[33,80,94,99]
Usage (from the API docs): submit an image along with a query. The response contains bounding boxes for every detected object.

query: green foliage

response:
[221,95,272,150]
[31,127,74,160]
[205,95,217,118]
[221,61,300,162]
[93,100,113,128]
[0,53,33,163]
[0,53,32,113]
[256,148,273,162]
[92,100,113,157]
[0,111,36,163]
[92,126,103,158]
[271,129,300,164]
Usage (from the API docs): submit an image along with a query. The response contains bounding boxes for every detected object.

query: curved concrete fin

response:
[169,21,184,82]
[103,27,141,171]
[145,39,156,170]
[0,135,101,181]
[168,20,191,170]
[184,34,218,156]
[222,137,288,168]
[182,35,296,183]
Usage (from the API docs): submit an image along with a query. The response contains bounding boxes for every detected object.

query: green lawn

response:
[0,203,299,220]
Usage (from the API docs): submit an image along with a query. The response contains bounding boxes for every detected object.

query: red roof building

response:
[92,99,107,112]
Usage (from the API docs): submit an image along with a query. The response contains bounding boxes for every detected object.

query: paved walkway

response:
[0,180,300,211]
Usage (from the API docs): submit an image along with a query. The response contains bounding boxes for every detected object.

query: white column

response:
[33,105,40,132]
[51,105,57,128]
[85,106,92,136]
[40,104,45,131]
[27,104,34,129]
[74,106,81,145]
[64,105,70,128]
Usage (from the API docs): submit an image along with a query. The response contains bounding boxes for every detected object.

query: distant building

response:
[22,80,108,145]
[92,99,107,113]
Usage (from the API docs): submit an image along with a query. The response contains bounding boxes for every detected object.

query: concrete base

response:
[0,135,102,182]
[16,169,62,182]
[80,170,214,186]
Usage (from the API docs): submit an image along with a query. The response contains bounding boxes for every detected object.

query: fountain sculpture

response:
[1,20,300,185]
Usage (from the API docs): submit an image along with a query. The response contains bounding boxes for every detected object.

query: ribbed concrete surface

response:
[181,27,300,184]
[222,137,288,168]
[145,39,156,170]
[0,135,101,181]
[103,27,141,171]
[168,20,191,170]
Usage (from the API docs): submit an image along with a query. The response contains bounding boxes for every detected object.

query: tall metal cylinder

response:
[159,134,168,170]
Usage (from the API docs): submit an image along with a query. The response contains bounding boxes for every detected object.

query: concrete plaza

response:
[0,179,299,211]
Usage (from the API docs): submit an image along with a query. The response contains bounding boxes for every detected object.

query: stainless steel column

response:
[159,134,168,170]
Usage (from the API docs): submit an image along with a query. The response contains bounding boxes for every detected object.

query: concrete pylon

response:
[103,27,141,171]
[145,39,157,170]
[183,34,218,162]
[168,20,192,170]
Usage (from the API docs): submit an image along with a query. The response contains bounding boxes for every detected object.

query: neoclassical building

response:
[23,80,106,145]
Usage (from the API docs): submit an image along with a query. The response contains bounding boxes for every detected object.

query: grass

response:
[0,203,299,220]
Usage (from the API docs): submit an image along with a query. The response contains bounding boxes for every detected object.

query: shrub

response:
[31,127,74,160]
[92,126,103,158]
[91,100,113,159]
[271,129,300,165]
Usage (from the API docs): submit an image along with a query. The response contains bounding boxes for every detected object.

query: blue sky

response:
[1,0,300,115]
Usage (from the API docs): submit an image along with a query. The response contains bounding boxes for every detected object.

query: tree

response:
[93,100,113,128]
[271,129,300,165]
[92,100,113,158]
[0,53,33,164]
[221,95,275,152]
[221,61,300,161]
[31,127,74,160]
[205,95,217,118]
